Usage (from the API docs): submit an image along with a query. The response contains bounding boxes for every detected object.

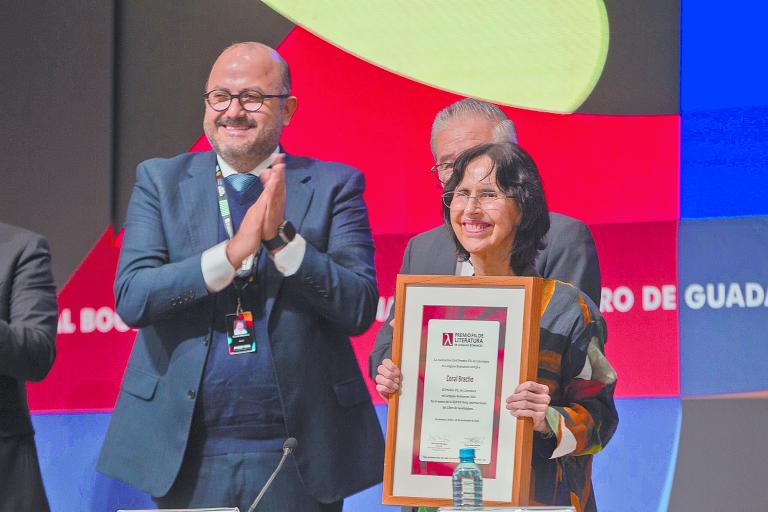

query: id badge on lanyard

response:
[226,295,256,355]
[216,165,258,355]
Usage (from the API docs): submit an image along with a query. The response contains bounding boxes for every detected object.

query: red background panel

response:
[30,220,681,411]
[592,221,680,398]
[27,229,134,411]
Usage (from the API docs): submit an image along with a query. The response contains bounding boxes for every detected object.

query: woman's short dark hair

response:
[442,142,550,274]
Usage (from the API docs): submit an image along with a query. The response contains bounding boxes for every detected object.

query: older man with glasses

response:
[370,97,600,391]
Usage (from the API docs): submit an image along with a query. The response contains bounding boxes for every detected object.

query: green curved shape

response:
[265,0,609,113]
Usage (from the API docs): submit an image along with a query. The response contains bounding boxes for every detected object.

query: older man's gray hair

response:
[430,98,518,157]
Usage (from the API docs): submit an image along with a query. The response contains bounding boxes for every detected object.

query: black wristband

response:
[263,221,296,251]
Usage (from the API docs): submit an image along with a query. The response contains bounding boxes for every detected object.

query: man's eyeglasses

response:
[204,89,290,112]
[442,190,515,210]
[430,162,454,184]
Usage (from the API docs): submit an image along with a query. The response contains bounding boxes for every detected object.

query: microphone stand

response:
[246,437,298,512]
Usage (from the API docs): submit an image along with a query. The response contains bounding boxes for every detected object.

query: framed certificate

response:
[382,275,543,508]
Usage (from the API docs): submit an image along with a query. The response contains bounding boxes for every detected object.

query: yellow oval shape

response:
[265,0,609,113]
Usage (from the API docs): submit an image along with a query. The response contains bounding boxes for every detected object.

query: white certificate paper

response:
[388,280,533,505]
[419,318,500,464]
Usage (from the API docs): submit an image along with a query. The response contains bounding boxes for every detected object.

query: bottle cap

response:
[459,447,475,459]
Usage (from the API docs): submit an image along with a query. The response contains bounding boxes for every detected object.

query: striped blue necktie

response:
[226,172,258,192]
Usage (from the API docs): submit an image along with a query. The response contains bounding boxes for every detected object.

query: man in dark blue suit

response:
[0,223,57,511]
[97,42,383,511]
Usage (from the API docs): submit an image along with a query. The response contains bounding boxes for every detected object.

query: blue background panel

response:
[679,216,768,395]
[680,1,768,218]
[33,413,154,512]
[35,400,680,512]
[592,398,681,512]
[681,107,768,218]
[681,1,768,112]
[33,412,395,512]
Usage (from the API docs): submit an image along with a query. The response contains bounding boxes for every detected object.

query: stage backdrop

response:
[1,1,765,511]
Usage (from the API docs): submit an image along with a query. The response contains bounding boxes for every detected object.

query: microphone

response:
[246,437,298,512]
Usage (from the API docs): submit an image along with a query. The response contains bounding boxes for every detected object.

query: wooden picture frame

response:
[382,275,543,508]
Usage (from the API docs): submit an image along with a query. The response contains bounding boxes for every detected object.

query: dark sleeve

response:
[0,235,57,381]
[114,162,211,327]
[540,219,601,306]
[368,238,414,380]
[288,170,379,336]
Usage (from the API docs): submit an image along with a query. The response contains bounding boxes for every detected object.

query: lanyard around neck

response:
[215,164,257,277]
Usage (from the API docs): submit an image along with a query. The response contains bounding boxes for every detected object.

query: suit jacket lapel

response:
[283,154,313,231]
[179,152,219,254]
[264,153,314,321]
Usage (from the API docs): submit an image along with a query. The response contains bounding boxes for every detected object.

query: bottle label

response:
[461,477,475,500]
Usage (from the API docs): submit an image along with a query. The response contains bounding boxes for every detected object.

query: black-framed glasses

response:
[204,89,290,112]
[430,162,454,184]
[442,190,515,210]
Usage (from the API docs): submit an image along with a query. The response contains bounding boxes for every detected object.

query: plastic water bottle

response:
[452,447,483,509]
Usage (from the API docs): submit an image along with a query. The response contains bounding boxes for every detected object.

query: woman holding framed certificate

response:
[375,142,618,512]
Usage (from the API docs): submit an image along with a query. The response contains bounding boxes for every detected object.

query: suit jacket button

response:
[202,336,210,346]
[187,389,196,400]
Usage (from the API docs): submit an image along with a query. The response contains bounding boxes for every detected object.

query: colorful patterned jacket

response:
[531,279,618,511]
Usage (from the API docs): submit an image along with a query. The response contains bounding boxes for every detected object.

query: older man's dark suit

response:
[0,223,57,511]
[370,213,600,377]
[97,151,384,503]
